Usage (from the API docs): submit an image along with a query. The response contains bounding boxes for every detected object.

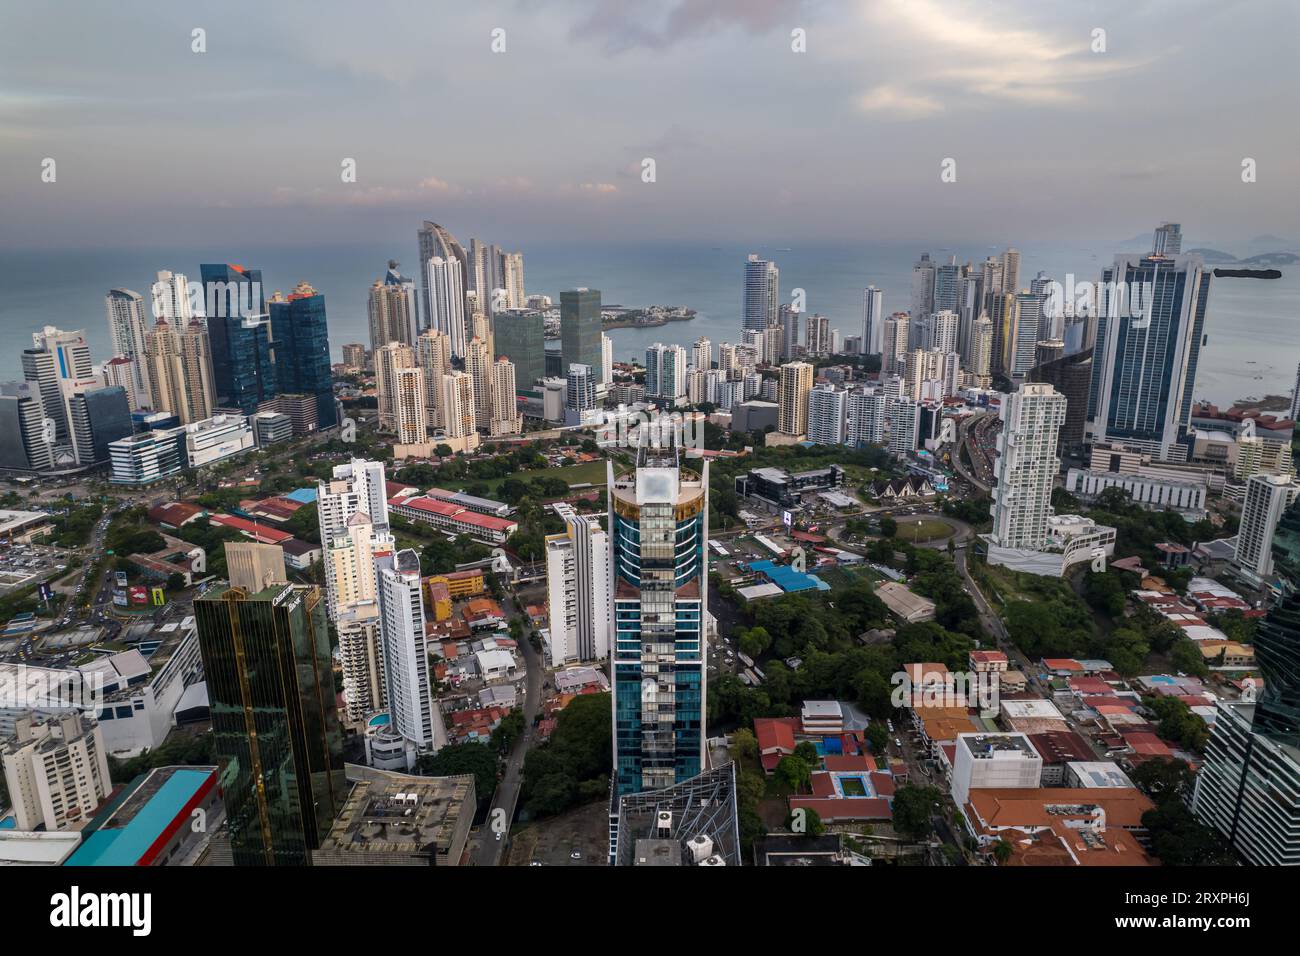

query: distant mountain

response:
[1186,247,1239,263]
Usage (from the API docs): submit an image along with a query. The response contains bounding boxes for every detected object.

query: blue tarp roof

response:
[748,560,830,593]
[64,768,213,866]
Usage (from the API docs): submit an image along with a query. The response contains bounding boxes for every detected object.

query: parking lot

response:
[505,800,609,866]
[0,542,68,594]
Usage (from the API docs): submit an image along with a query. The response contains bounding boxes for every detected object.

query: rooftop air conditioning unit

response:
[687,834,714,863]
[656,811,673,836]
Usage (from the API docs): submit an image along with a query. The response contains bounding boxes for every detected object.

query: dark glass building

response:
[560,288,602,383]
[494,308,546,389]
[200,263,278,413]
[1028,347,1093,457]
[269,282,336,429]
[195,582,346,866]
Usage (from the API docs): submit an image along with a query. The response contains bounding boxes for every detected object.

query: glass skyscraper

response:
[200,263,278,413]
[269,281,337,429]
[561,288,603,383]
[494,308,546,390]
[195,582,346,866]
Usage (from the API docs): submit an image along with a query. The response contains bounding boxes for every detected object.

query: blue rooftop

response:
[748,560,830,593]
[285,487,317,504]
[64,768,213,866]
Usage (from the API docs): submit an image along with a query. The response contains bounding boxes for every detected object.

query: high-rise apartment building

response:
[807,383,846,445]
[988,384,1066,550]
[743,254,779,331]
[645,343,687,402]
[195,582,346,865]
[425,256,468,360]
[1234,474,1300,585]
[145,319,215,425]
[846,386,887,447]
[105,288,152,408]
[374,342,416,433]
[777,361,814,436]
[21,326,93,443]
[367,261,420,354]
[1,711,111,832]
[691,336,713,371]
[416,328,452,429]
[391,366,428,445]
[489,357,521,436]
[861,285,883,355]
[440,371,476,439]
[544,503,612,667]
[375,548,447,762]
[882,313,910,376]
[417,221,469,329]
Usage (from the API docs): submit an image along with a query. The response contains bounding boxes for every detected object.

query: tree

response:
[731,728,759,764]
[891,784,941,841]
[865,722,889,756]
[1129,757,1196,803]
[415,742,499,802]
[788,805,826,838]
[1142,799,1236,865]
[793,741,820,765]
[879,516,898,539]
[773,755,811,794]
[992,838,1013,864]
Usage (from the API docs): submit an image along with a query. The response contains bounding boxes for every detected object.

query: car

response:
[570,850,582,860]
[894,737,903,749]
[494,831,503,842]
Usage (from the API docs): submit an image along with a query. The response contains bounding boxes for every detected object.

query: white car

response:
[570,850,582,860]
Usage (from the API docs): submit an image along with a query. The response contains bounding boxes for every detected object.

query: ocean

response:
[1,239,1296,408]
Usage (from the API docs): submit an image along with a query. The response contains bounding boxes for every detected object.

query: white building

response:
[544,504,612,667]
[105,289,152,407]
[861,286,883,355]
[951,733,1043,808]
[426,255,467,359]
[376,549,446,766]
[885,397,919,457]
[645,343,687,402]
[1234,473,1299,585]
[1065,467,1208,519]
[806,384,846,446]
[183,414,254,469]
[1,711,111,832]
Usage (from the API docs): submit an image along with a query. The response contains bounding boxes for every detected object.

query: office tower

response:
[22,326,93,442]
[1,712,111,832]
[196,582,345,865]
[341,343,367,371]
[105,288,152,407]
[1006,293,1043,378]
[565,364,597,423]
[691,336,712,370]
[910,253,936,345]
[743,254,779,331]
[62,380,131,465]
[988,291,1016,376]
[465,336,492,431]
[846,386,886,447]
[150,270,193,322]
[933,257,961,315]
[609,425,708,803]
[318,457,391,540]
[1087,236,1212,461]
[778,304,800,361]
[367,261,419,354]
[645,343,687,402]
[0,382,53,472]
[957,274,983,364]
[494,308,545,389]
[861,286,883,355]
[1029,272,1057,340]
[376,549,447,760]
[1027,348,1092,455]
[1001,248,1021,294]
[501,251,526,309]
[970,315,995,388]
[226,540,287,593]
[374,342,416,432]
[804,313,831,357]
[1194,496,1300,865]
[988,384,1065,550]
[1152,222,1182,256]
[886,396,920,456]
[601,333,614,390]
[441,371,476,439]
[417,221,469,328]
[391,366,428,445]
[561,288,603,382]
[200,263,277,413]
[544,503,612,667]
[489,358,521,436]
[777,361,814,436]
[425,256,467,360]
[1234,474,1300,584]
[925,309,960,354]
[807,383,846,445]
[416,328,452,428]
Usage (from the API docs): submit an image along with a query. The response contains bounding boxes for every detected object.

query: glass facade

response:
[200,264,278,413]
[195,583,345,866]
[270,287,337,429]
[560,289,602,381]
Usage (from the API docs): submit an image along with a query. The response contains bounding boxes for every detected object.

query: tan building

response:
[145,318,214,424]
[2,712,112,832]
[489,357,521,436]
[225,541,287,593]
[465,336,493,431]
[441,371,476,440]
[391,366,428,446]
[417,328,451,429]
[777,361,813,436]
[374,342,416,433]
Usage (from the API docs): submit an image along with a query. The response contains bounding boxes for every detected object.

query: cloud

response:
[856,84,943,119]
[570,0,798,53]
[579,182,618,194]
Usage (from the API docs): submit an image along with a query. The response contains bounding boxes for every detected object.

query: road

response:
[469,582,546,866]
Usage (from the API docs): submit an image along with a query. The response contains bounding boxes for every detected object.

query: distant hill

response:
[1186,247,1239,263]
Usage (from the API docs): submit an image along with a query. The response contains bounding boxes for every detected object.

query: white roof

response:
[475,648,515,671]
[1000,699,1065,720]
[801,700,842,718]
[0,829,82,866]
[737,583,782,601]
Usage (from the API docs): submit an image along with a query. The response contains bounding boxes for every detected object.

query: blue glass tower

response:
[200,263,278,414]
[270,282,336,429]
[608,426,709,799]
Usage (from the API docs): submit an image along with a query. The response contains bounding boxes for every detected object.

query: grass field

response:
[477,460,609,495]
[893,517,954,543]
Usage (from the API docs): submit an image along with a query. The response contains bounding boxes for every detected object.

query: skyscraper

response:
[1086,236,1212,461]
[195,582,346,865]
[807,383,846,445]
[441,371,476,439]
[609,425,708,802]
[743,254,779,331]
[269,282,335,428]
[0,382,54,472]
[367,261,419,358]
[988,384,1065,550]
[417,221,469,329]
[561,288,603,381]
[225,541,288,593]
[645,343,687,402]
[691,336,712,371]
[200,263,277,414]
[544,503,612,667]
[391,366,428,445]
[882,313,910,376]
[493,308,545,389]
[1234,474,1300,585]
[465,336,493,431]
[374,342,416,433]
[151,270,193,322]
[777,361,814,436]
[846,386,886,447]
[489,357,521,436]
[22,326,92,442]
[426,256,468,360]
[145,319,215,425]
[105,288,152,407]
[416,328,452,429]
[1194,496,1300,865]
[861,286,883,356]
[375,548,447,763]
[564,363,597,424]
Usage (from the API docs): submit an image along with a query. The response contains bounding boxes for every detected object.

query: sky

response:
[2,0,1298,249]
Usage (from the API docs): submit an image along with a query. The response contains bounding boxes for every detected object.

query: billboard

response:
[781,510,793,528]
[114,571,128,588]
[113,590,129,607]
[151,587,166,606]
[129,585,149,605]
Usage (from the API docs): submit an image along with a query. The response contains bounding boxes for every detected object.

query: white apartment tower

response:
[988,383,1066,550]
[861,285,883,355]
[1234,474,1300,583]
[105,288,152,407]
[544,503,613,667]
[375,549,447,760]
[1,711,111,832]
[426,255,467,359]
[807,383,846,446]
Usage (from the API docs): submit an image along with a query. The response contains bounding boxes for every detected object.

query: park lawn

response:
[893,517,953,543]
[477,460,609,495]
